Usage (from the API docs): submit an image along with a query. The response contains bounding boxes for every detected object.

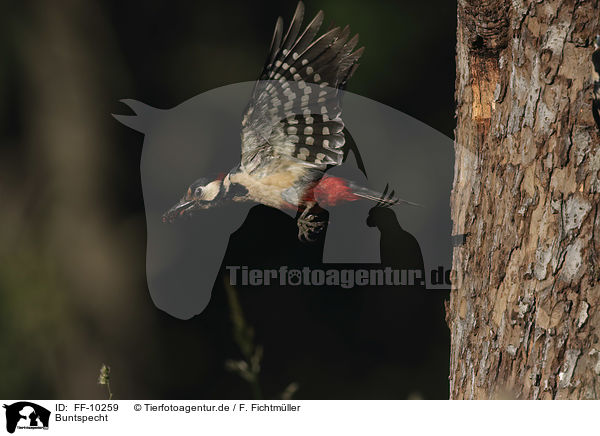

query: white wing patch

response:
[240,2,363,175]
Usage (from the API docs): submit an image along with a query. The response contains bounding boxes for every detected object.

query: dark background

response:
[0,0,456,399]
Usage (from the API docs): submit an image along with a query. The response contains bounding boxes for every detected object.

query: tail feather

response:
[312,176,420,208]
[351,182,421,207]
[353,191,421,207]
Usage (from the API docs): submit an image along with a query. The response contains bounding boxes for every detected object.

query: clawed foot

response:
[297,213,327,242]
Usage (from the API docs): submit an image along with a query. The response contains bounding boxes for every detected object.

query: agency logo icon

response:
[113,2,462,320]
[3,402,50,434]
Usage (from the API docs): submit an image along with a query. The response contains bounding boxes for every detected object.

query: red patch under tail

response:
[312,176,359,207]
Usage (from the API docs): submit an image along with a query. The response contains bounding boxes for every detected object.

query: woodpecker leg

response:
[297,202,327,241]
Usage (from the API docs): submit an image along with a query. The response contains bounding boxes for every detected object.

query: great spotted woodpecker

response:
[162,2,414,240]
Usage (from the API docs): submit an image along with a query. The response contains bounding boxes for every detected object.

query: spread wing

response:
[240,1,363,175]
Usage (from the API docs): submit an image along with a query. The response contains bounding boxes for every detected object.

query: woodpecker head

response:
[162,177,223,222]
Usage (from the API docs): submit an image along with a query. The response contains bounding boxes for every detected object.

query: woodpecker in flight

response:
[163,2,414,240]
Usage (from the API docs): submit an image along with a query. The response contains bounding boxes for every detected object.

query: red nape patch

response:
[313,176,359,207]
[216,172,226,181]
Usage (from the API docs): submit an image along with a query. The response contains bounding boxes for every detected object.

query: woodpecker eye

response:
[194,186,203,197]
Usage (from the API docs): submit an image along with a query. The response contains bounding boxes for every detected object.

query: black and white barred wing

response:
[240,1,363,174]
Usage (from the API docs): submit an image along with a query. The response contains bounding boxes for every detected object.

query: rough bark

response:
[449,0,600,399]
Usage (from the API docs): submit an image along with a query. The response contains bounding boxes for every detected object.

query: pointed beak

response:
[162,198,197,223]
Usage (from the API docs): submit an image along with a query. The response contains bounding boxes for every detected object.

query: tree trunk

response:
[449,0,600,399]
